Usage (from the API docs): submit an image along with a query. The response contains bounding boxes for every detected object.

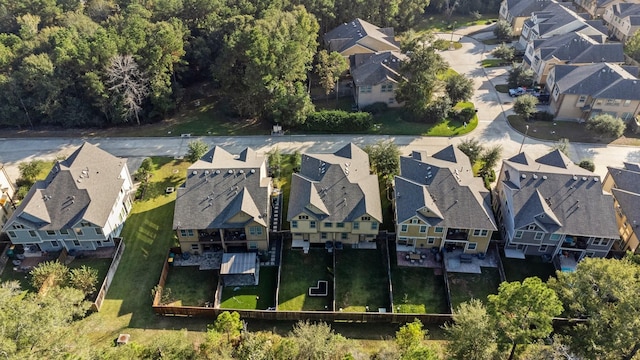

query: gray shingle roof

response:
[552,63,640,100]
[324,18,399,54]
[607,163,640,195]
[287,143,382,223]
[172,147,271,230]
[350,51,406,86]
[508,0,556,17]
[3,142,128,231]
[528,3,605,38]
[532,32,623,63]
[394,146,497,231]
[611,188,640,230]
[501,150,618,238]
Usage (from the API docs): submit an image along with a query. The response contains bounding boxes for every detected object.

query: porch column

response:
[219,229,227,252]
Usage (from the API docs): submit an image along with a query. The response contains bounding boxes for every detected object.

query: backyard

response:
[501,255,557,283]
[391,267,448,314]
[162,267,217,307]
[335,248,390,312]
[220,266,278,310]
[278,247,333,311]
[447,267,501,310]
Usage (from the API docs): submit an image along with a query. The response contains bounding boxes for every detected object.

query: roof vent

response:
[228,169,233,174]
[250,169,256,174]
[573,175,578,180]
[215,170,221,174]
[533,174,538,179]
[582,177,587,181]
[192,170,198,175]
[593,177,598,182]
[542,175,547,180]
[239,169,244,174]
[204,170,210,175]
[521,174,527,179]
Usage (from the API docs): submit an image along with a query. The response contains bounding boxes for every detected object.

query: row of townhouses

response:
[6,143,634,274]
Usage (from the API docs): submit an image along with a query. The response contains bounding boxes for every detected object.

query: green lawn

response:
[507,114,605,143]
[481,38,503,45]
[370,102,478,136]
[67,157,213,353]
[335,248,389,312]
[481,59,509,67]
[278,248,333,311]
[501,256,557,283]
[447,267,501,309]
[413,14,497,33]
[273,154,296,231]
[0,266,34,292]
[391,267,448,314]
[163,267,217,306]
[220,267,278,310]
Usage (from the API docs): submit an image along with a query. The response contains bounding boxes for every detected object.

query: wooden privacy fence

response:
[92,238,126,311]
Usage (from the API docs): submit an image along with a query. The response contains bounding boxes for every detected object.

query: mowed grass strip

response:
[163,267,217,306]
[70,158,206,350]
[278,248,332,311]
[220,267,278,310]
[335,248,389,312]
[447,267,501,309]
[391,267,448,314]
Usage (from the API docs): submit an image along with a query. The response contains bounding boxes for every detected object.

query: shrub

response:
[424,96,452,123]
[303,110,372,132]
[361,102,388,114]
[432,39,450,51]
[578,159,595,172]
[449,107,476,123]
[587,114,625,138]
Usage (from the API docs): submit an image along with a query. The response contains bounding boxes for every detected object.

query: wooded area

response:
[0,0,500,129]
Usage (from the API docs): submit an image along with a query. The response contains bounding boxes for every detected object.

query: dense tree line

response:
[0,0,498,130]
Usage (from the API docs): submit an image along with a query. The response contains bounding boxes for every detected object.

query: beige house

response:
[394,146,497,255]
[573,0,627,18]
[323,18,399,58]
[523,32,623,84]
[546,62,640,120]
[518,3,608,48]
[350,51,406,109]
[173,147,272,253]
[0,164,16,229]
[287,143,382,251]
[500,0,566,36]
[493,150,619,271]
[2,143,133,253]
[603,2,640,42]
[602,163,640,253]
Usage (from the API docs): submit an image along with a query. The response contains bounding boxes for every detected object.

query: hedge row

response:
[302,110,373,132]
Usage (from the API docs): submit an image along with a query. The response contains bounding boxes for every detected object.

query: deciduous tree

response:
[364,140,400,187]
[494,19,512,41]
[444,299,497,360]
[69,265,99,296]
[549,257,640,360]
[445,72,474,104]
[105,54,149,125]
[587,113,625,138]
[315,50,348,98]
[186,139,209,162]
[507,64,534,88]
[487,277,563,360]
[212,311,244,342]
[457,137,483,164]
[513,94,538,120]
[290,320,349,359]
[492,43,515,61]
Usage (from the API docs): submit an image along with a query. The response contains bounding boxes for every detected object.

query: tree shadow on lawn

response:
[335,248,390,312]
[447,267,501,310]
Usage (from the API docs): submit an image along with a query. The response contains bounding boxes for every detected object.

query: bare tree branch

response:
[105,55,149,125]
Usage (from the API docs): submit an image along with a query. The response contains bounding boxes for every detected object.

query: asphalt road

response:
[1,26,638,180]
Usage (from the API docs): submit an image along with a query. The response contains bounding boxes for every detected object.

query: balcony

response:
[446,229,469,241]
[198,230,222,243]
[561,235,588,250]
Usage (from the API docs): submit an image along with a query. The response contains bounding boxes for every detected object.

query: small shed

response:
[220,253,258,286]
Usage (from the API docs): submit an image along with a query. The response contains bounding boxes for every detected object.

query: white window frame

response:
[434,227,444,233]
[401,224,408,232]
[515,230,524,239]
[534,232,544,240]
[467,242,477,251]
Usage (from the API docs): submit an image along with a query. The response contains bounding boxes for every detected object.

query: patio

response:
[396,249,442,269]
[443,247,499,274]
[172,251,223,270]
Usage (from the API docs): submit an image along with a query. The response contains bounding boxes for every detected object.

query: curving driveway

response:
[0,25,638,180]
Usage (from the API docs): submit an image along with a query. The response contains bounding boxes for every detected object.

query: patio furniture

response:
[460,254,473,263]
[404,254,410,260]
[409,253,421,261]
[420,254,426,259]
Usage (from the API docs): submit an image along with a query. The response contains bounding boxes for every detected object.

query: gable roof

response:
[552,62,640,100]
[607,163,640,195]
[526,3,606,38]
[287,143,382,222]
[532,32,623,64]
[172,147,271,230]
[3,143,128,231]
[500,150,618,238]
[507,0,557,17]
[350,51,406,87]
[394,146,497,231]
[324,18,399,54]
